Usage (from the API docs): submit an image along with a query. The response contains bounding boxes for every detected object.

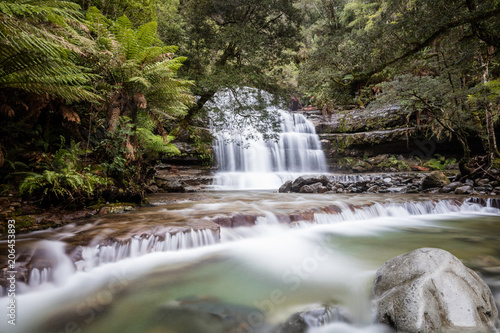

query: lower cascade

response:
[212,108,327,190]
[1,194,500,333]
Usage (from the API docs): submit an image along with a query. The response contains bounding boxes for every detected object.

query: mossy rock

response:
[422,171,451,189]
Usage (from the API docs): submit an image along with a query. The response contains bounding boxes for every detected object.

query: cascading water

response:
[2,193,500,333]
[210,89,327,189]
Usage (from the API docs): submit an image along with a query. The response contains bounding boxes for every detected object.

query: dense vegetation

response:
[0,0,499,207]
[297,0,500,174]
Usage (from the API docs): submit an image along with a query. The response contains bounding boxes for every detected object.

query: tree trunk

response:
[168,90,217,140]
[107,91,129,132]
[485,105,500,163]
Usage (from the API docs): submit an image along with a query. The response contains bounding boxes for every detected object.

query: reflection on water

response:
[1,192,500,333]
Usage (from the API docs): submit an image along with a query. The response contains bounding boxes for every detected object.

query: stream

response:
[2,94,500,332]
[1,193,500,333]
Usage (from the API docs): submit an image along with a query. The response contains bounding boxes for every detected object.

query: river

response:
[1,192,500,333]
[2,96,500,332]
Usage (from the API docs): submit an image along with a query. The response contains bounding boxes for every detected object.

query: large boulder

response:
[372,248,498,333]
[422,171,451,189]
[291,176,329,192]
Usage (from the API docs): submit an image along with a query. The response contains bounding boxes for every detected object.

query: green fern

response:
[0,0,100,102]
[19,143,110,203]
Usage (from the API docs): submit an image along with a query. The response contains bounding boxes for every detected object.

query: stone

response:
[373,248,498,333]
[279,180,293,193]
[367,154,389,165]
[367,185,380,193]
[299,185,315,193]
[273,306,350,333]
[455,185,472,194]
[144,184,159,193]
[422,171,451,189]
[154,296,269,333]
[310,182,328,193]
[476,178,491,186]
[291,176,329,192]
[159,179,186,193]
[441,181,462,193]
[352,160,373,173]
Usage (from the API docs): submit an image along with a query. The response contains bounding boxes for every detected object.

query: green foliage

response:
[0,0,99,102]
[423,155,457,170]
[76,0,157,27]
[297,0,500,108]
[19,141,109,205]
[177,0,302,107]
[85,8,194,122]
[379,156,410,171]
[136,128,180,156]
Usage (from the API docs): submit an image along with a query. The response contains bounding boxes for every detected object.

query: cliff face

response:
[298,105,460,172]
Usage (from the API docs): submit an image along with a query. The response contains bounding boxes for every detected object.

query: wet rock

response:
[422,171,451,189]
[279,180,293,193]
[154,296,268,333]
[476,178,491,186]
[441,181,462,193]
[144,184,159,193]
[373,248,499,333]
[157,179,186,193]
[299,185,315,193]
[291,176,329,192]
[310,182,328,193]
[273,306,350,333]
[98,205,135,215]
[455,185,472,194]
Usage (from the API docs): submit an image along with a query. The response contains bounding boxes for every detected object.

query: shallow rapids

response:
[1,193,500,333]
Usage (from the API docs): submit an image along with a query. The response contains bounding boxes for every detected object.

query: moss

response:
[491,158,500,169]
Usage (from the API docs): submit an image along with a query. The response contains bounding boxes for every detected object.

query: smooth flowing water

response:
[210,89,326,189]
[1,193,500,333]
[2,93,500,332]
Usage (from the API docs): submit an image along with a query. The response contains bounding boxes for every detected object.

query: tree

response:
[298,0,500,105]
[169,0,302,138]
[0,0,98,102]
[74,0,157,27]
[0,0,101,172]
[85,8,194,181]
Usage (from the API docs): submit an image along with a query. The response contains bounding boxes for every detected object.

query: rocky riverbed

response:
[279,171,500,196]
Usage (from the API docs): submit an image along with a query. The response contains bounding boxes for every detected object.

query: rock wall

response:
[298,106,460,172]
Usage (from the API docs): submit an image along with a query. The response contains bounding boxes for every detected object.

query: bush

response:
[19,140,109,207]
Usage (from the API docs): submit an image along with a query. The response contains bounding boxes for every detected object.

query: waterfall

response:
[210,89,327,189]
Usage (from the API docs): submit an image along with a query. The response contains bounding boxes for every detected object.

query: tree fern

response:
[0,0,99,102]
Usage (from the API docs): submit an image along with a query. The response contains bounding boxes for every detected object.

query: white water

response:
[2,196,500,333]
[75,229,218,272]
[211,89,327,189]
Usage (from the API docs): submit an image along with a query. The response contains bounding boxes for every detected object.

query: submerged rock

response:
[422,171,451,189]
[273,306,350,333]
[154,296,269,333]
[372,248,499,333]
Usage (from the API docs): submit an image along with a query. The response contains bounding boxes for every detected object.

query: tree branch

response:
[358,6,500,81]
